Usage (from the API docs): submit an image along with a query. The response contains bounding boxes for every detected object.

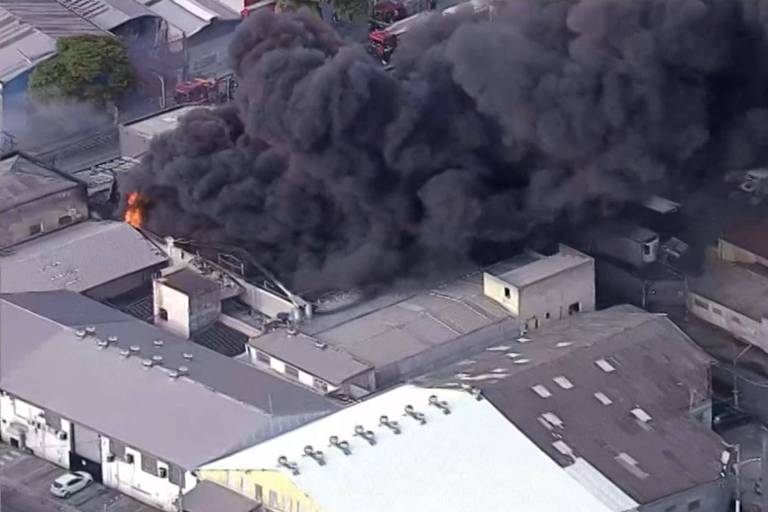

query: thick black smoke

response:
[125,0,768,290]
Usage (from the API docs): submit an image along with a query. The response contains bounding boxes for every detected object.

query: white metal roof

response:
[201,385,615,512]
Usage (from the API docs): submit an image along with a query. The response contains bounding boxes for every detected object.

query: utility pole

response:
[735,443,742,512]
[733,344,753,409]
[761,426,768,512]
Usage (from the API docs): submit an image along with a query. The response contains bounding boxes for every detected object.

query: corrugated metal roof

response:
[0,0,104,38]
[0,291,340,467]
[0,153,79,212]
[416,306,726,506]
[0,221,168,293]
[490,252,591,288]
[148,0,237,37]
[201,385,616,512]
[690,256,768,321]
[56,0,157,31]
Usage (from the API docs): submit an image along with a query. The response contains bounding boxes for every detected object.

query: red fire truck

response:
[173,76,238,105]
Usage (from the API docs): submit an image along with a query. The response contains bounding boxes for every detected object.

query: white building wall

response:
[519,259,595,329]
[0,395,71,468]
[100,438,195,512]
[688,292,766,351]
[483,273,521,315]
[245,346,340,394]
[154,281,191,338]
[718,240,768,269]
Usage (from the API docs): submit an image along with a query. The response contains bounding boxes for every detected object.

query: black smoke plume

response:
[124,0,768,290]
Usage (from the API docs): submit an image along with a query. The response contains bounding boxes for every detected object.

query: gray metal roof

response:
[253,266,519,377]
[56,0,158,31]
[416,306,725,505]
[250,330,372,385]
[183,481,259,512]
[147,0,237,37]
[162,267,220,295]
[0,1,104,82]
[721,221,768,261]
[689,257,768,321]
[488,251,591,288]
[122,105,211,138]
[0,221,168,293]
[192,321,249,356]
[0,153,80,212]
[0,291,340,467]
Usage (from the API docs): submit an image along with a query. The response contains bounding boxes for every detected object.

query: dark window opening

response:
[545,312,550,319]
[29,223,42,236]
[285,365,300,379]
[568,302,581,315]
[504,287,511,299]
[58,215,73,226]
[314,378,329,393]
[253,483,263,502]
[158,308,168,321]
[688,501,700,511]
[256,351,271,364]
[642,244,652,256]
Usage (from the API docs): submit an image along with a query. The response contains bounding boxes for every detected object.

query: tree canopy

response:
[330,0,369,21]
[28,35,136,106]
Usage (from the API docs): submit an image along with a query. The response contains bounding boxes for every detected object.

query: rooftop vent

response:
[107,335,118,344]
[286,324,298,336]
[594,392,613,405]
[129,345,141,354]
[152,355,164,365]
[630,407,652,423]
[153,339,164,347]
[404,405,427,425]
[96,339,109,349]
[329,435,351,455]
[531,385,552,398]
[556,342,572,348]
[595,358,616,373]
[513,358,531,364]
[552,376,574,389]
[540,412,564,429]
[353,425,376,445]
[182,352,194,361]
[428,395,451,414]
[314,340,328,350]
[142,359,154,368]
[74,329,86,338]
[302,445,326,466]
[379,415,402,434]
[169,370,180,380]
[85,325,96,335]
[177,366,189,375]
[459,384,483,401]
[119,349,131,358]
[277,456,300,475]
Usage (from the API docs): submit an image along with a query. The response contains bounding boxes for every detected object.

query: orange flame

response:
[124,192,148,228]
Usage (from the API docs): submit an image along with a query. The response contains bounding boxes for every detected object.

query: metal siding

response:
[74,423,102,461]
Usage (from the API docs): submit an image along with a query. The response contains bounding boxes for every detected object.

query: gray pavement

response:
[0,443,158,512]
[720,421,768,512]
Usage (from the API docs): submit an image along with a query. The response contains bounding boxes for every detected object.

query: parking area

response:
[0,443,160,512]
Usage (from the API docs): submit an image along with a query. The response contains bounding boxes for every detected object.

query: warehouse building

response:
[119,105,212,159]
[688,222,768,352]
[0,290,338,511]
[415,305,731,512]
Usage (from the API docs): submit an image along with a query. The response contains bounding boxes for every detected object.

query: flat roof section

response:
[689,258,768,321]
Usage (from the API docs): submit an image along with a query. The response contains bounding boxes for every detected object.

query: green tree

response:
[329,0,369,21]
[29,35,135,107]
[276,0,323,17]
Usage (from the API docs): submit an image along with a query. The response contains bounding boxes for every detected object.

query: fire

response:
[124,192,148,228]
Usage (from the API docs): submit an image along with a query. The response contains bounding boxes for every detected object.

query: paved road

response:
[0,444,158,512]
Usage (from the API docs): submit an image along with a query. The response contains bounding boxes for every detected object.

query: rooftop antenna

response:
[353,425,376,445]
[379,415,402,434]
[328,435,351,455]
[302,445,326,466]
[404,405,427,425]
[428,395,451,414]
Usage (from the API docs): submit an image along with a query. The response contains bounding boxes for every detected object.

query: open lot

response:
[0,443,159,512]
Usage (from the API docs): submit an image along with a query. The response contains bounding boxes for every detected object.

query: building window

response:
[688,501,700,511]
[545,312,550,319]
[256,351,271,365]
[158,308,168,321]
[285,365,300,379]
[504,287,511,299]
[712,307,723,315]
[732,316,742,325]
[642,244,652,256]
[58,214,73,226]
[29,223,43,236]
[269,490,278,508]
[253,483,263,502]
[568,302,580,315]
[314,378,329,393]
[693,298,709,310]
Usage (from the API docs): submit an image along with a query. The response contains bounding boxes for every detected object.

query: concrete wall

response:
[718,239,768,268]
[0,394,71,468]
[483,272,521,315]
[688,292,766,351]
[188,288,220,335]
[154,281,191,338]
[0,185,88,248]
[101,437,194,512]
[85,266,162,302]
[518,258,595,329]
[641,477,732,512]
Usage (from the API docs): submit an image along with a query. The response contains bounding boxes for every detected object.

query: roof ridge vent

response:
[129,345,141,354]
[153,339,164,347]
[119,348,130,358]
[142,358,154,368]
[182,352,194,361]
[177,366,189,375]
[379,415,401,434]
[314,340,328,350]
[428,395,451,414]
[328,435,351,455]
[303,445,326,466]
[85,325,96,335]
[169,370,180,380]
[403,405,427,425]
[353,425,376,445]
[107,335,118,344]
[96,339,109,349]
[74,329,86,338]
[277,456,300,475]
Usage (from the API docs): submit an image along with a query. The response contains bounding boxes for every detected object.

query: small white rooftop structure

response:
[200,385,616,512]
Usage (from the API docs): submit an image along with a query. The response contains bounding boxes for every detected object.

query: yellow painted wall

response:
[199,469,324,512]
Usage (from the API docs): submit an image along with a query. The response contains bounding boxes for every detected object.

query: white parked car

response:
[49,471,93,498]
